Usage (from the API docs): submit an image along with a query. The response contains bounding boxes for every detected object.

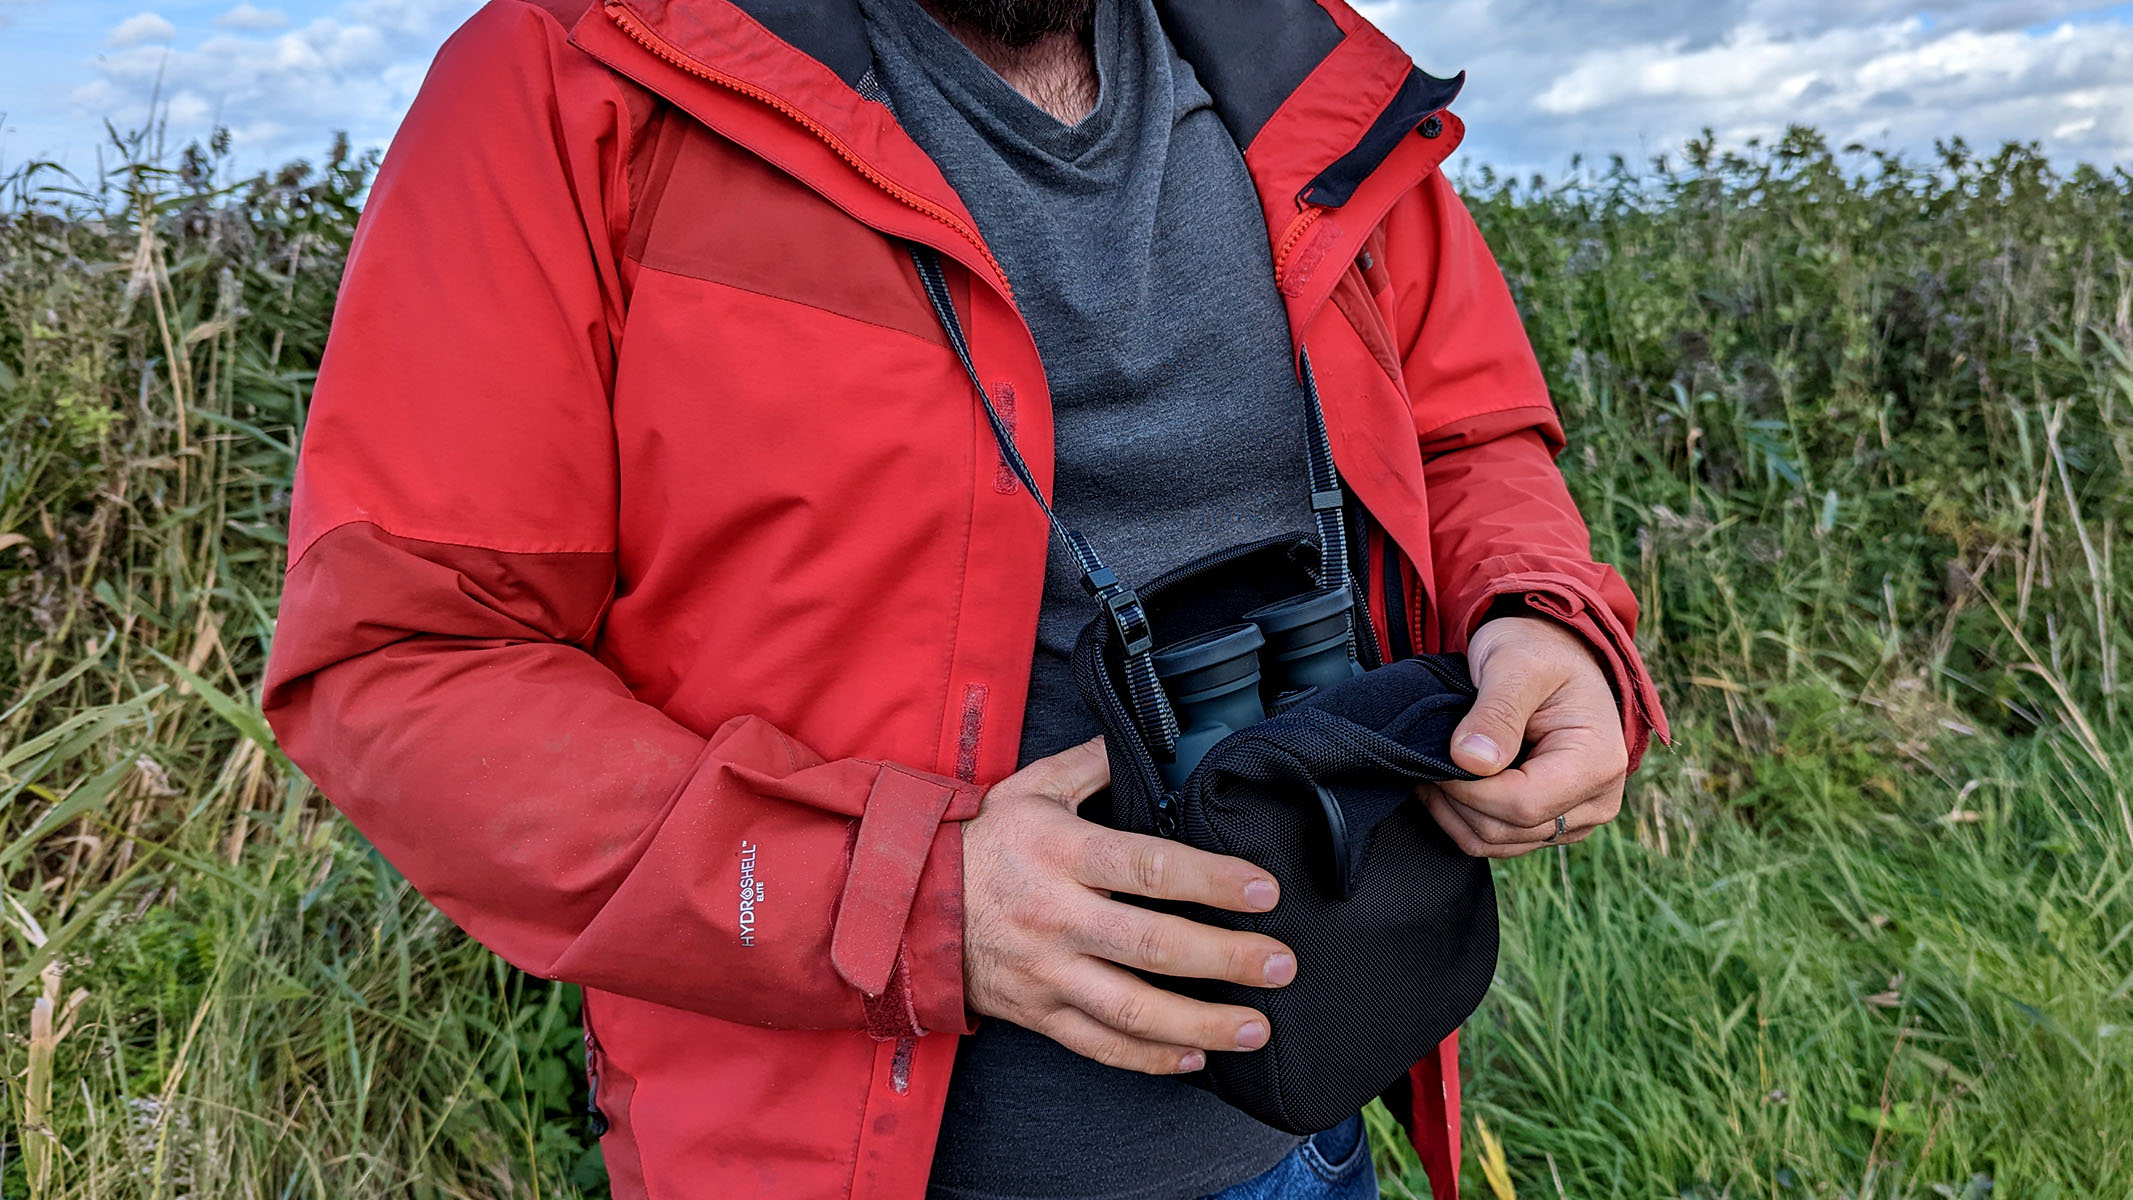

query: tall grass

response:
[2,125,2128,1198]
[1391,129,2133,1199]
[1,135,600,1198]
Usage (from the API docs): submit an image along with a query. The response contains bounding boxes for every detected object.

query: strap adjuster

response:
[1310,487,1345,512]
[1100,587,1154,658]
[1079,568,1152,658]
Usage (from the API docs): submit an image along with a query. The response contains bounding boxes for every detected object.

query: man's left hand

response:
[1418,615,1629,859]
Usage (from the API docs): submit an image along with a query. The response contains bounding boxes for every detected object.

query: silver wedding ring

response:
[1548,813,1568,842]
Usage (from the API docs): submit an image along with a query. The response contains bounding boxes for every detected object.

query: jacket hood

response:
[602,0,1462,209]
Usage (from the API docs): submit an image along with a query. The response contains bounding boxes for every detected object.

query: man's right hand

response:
[962,736,1296,1075]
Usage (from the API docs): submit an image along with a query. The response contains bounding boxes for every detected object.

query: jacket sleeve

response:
[1376,168,1670,768]
[261,0,978,1038]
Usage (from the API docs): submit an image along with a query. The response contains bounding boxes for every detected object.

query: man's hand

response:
[1420,615,1629,858]
[963,737,1297,1075]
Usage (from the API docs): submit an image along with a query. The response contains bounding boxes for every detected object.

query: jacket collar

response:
[721,0,1412,148]
[596,0,1460,208]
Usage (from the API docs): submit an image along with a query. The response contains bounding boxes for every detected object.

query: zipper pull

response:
[1154,790,1181,837]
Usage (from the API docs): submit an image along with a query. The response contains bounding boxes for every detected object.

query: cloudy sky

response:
[2,0,2130,183]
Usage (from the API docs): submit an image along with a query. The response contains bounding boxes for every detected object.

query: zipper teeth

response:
[1272,204,1326,285]
[1139,533,1301,596]
[1085,648,1169,824]
[606,2,1012,300]
[1273,104,1454,293]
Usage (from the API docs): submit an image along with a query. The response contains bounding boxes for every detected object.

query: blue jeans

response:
[1202,1115,1376,1200]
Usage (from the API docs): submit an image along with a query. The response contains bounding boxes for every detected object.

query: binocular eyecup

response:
[1242,586,1365,699]
[1148,587,1364,790]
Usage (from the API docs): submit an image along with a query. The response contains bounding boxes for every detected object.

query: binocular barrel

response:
[1148,588,1364,789]
[1150,624,1267,792]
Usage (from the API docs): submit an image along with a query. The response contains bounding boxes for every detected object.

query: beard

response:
[925,0,1096,47]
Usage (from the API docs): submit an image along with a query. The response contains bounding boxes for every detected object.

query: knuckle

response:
[1476,817,1520,844]
[1510,798,1557,827]
[1129,843,1171,895]
[1473,694,1528,732]
[1091,1033,1157,1075]
[1133,922,1175,973]
[1031,824,1075,867]
[1085,1035,1129,1069]
[1035,899,1079,938]
[1527,797,1578,826]
[1107,988,1153,1034]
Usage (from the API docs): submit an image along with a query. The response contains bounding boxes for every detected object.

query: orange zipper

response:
[1271,203,1327,289]
[606,1,1012,300]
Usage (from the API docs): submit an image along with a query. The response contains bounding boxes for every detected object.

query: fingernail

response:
[1459,733,1501,767]
[1264,953,1295,986]
[1236,1021,1268,1050]
[1244,879,1278,911]
[1178,1051,1206,1073]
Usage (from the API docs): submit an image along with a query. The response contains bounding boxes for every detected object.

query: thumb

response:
[1031,735,1111,808]
[1451,671,1547,777]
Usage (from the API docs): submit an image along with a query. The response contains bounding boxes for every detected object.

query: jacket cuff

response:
[832,765,985,1039]
[1446,558,1670,773]
[906,816,978,1036]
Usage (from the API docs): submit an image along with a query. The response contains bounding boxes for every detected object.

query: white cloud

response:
[61,0,479,168]
[215,3,289,31]
[9,0,2133,182]
[106,11,176,48]
[1368,0,2133,178]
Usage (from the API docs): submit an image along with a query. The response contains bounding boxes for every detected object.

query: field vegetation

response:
[1,125,2128,1198]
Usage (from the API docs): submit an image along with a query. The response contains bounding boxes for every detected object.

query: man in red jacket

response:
[263,0,1667,1197]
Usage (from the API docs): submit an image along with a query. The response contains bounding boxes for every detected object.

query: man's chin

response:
[927,0,1097,47]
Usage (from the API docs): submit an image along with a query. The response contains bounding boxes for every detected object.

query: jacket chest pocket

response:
[624,117,948,347]
[1328,259,1405,388]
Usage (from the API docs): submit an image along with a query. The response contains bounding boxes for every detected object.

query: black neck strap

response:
[908,245,1351,760]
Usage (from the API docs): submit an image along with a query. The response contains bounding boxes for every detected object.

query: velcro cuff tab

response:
[831,767,957,997]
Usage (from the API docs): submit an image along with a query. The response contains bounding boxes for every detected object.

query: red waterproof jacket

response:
[262,1,1668,1196]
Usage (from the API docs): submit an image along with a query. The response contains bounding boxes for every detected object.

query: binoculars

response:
[1149,586,1363,790]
